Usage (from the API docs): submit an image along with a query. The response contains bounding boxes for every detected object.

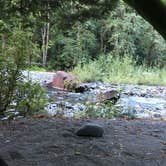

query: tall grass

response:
[71,61,103,82]
[27,65,47,72]
[72,54,166,85]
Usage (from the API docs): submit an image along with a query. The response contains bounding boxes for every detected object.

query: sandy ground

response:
[0,118,166,166]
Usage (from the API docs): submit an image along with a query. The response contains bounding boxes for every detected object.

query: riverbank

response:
[0,118,165,166]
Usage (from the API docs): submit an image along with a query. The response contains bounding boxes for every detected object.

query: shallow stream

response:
[46,82,166,119]
[1,71,166,120]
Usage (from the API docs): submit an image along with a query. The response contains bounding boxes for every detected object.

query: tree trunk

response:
[144,28,156,67]
[41,10,50,68]
[147,40,156,67]
[1,35,6,55]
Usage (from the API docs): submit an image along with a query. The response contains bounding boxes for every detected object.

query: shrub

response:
[14,81,48,117]
[0,56,22,117]
[0,25,40,118]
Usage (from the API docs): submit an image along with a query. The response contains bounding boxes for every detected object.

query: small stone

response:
[75,123,104,137]
[154,114,161,118]
[5,140,10,143]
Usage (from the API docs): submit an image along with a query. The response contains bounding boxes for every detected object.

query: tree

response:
[99,1,166,68]
[0,26,38,117]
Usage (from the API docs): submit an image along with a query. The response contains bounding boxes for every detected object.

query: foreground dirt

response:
[0,118,166,166]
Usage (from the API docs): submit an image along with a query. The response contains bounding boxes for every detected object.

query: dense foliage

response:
[47,1,166,70]
[1,0,165,70]
[0,6,47,118]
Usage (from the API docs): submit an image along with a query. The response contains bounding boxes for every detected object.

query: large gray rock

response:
[75,123,104,137]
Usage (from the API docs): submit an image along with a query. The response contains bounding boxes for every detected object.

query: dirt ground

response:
[0,118,166,166]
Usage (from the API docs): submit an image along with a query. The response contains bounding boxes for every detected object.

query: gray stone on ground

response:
[75,123,104,137]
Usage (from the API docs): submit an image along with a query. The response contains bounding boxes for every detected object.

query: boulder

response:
[75,123,104,137]
[75,84,89,93]
[48,71,79,91]
[98,90,120,104]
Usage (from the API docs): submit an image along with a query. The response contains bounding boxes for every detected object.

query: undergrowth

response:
[27,66,47,72]
[72,54,166,85]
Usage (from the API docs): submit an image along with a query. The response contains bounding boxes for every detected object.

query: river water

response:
[45,82,166,119]
[2,71,166,120]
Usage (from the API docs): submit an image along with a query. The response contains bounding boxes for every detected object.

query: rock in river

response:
[75,123,104,137]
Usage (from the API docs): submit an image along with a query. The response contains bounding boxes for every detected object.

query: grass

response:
[72,54,166,86]
[71,61,103,82]
[27,65,47,72]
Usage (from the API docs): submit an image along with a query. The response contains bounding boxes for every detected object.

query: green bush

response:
[0,25,40,118]
[74,99,119,119]
[15,81,48,117]
[0,56,21,117]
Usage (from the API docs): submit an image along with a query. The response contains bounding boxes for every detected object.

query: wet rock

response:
[45,103,57,116]
[64,102,73,109]
[67,92,83,100]
[99,90,120,104]
[75,123,104,137]
[75,85,89,93]
[154,114,161,118]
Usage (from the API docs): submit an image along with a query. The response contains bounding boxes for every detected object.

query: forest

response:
[1,0,166,70]
[0,0,166,165]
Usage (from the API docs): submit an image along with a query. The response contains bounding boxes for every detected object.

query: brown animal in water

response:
[47,71,79,91]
